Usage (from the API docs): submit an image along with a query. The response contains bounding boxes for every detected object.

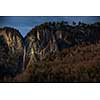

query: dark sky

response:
[0,16,100,36]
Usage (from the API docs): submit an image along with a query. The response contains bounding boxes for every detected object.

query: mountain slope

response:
[0,27,24,77]
[14,42,100,82]
[24,22,100,67]
[0,22,100,82]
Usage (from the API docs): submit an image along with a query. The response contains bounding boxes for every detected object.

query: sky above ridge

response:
[0,16,100,37]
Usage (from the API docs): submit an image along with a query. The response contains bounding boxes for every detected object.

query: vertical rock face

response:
[25,28,58,65]
[24,23,69,67]
[0,27,24,77]
[24,23,72,67]
[24,22,100,68]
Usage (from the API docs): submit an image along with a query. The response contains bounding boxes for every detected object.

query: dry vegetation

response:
[10,42,100,82]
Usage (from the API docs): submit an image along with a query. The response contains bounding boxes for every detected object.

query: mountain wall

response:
[0,22,100,77]
[0,27,24,77]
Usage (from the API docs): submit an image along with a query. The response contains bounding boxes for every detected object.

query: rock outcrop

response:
[0,27,24,77]
[24,22,100,67]
[0,22,100,77]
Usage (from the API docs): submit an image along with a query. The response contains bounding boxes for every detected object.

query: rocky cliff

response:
[0,22,100,78]
[24,22,100,67]
[0,27,24,77]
